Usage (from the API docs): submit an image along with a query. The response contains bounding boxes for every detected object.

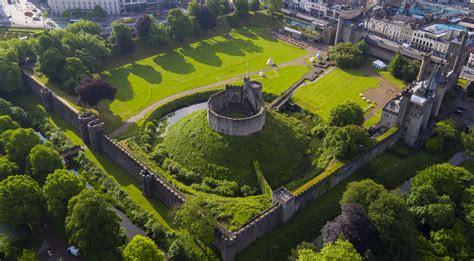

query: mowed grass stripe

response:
[293,68,381,120]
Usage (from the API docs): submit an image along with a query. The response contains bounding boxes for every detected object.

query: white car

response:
[67,246,80,257]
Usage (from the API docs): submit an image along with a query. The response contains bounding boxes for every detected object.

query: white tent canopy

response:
[372,60,387,70]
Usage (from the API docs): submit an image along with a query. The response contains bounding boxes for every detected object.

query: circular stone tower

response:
[208,76,266,136]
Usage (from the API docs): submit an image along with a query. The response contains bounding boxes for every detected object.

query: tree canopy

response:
[74,77,117,106]
[66,19,101,35]
[109,21,135,54]
[65,189,122,257]
[328,42,365,68]
[122,235,165,261]
[462,128,474,157]
[166,9,193,41]
[2,128,40,169]
[388,52,420,82]
[0,45,22,94]
[321,125,373,162]
[0,175,44,226]
[27,144,63,183]
[43,169,85,219]
[0,115,19,133]
[147,23,168,49]
[328,101,364,127]
[135,14,153,40]
[297,239,362,260]
[0,156,18,181]
[234,0,249,18]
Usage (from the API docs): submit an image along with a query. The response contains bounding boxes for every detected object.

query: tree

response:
[37,47,65,80]
[135,14,153,40]
[147,23,168,49]
[0,115,19,133]
[75,33,111,72]
[43,169,85,219]
[166,9,193,41]
[65,189,122,257]
[388,52,404,77]
[0,233,18,260]
[388,52,420,82]
[109,21,135,54]
[0,175,43,226]
[297,239,362,260]
[123,235,165,261]
[189,5,217,30]
[328,101,364,127]
[328,42,364,68]
[92,5,107,19]
[462,128,474,157]
[322,203,380,254]
[234,0,249,17]
[3,128,40,168]
[265,0,282,17]
[434,119,458,147]
[368,192,418,260]
[407,184,456,230]
[412,163,473,205]
[0,99,27,126]
[206,0,223,16]
[173,196,216,245]
[27,145,63,183]
[17,249,36,261]
[66,19,101,35]
[322,125,373,161]
[340,179,387,209]
[74,77,117,106]
[61,57,91,93]
[0,156,18,181]
[249,0,260,11]
[0,47,22,94]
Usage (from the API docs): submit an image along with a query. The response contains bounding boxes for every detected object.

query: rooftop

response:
[422,23,466,35]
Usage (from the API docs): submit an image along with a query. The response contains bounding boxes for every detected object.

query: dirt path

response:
[110,47,321,138]
[361,65,402,120]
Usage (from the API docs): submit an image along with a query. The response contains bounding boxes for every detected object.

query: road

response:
[109,46,323,137]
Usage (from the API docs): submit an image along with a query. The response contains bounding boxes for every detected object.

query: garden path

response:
[110,47,318,137]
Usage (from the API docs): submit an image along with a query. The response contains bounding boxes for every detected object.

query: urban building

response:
[48,0,122,15]
[367,17,414,43]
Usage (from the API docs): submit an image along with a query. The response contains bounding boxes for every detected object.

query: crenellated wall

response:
[21,70,185,209]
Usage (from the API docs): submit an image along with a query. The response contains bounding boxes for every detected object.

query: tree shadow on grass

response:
[129,63,163,84]
[101,67,134,102]
[180,42,223,67]
[153,50,196,75]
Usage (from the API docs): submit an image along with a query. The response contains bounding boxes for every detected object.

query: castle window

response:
[403,126,408,133]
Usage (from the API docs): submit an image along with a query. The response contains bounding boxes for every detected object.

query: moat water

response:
[158,102,207,135]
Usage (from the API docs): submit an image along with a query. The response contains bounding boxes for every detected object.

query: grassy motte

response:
[161,110,311,189]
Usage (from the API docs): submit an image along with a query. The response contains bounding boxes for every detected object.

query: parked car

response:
[67,246,79,257]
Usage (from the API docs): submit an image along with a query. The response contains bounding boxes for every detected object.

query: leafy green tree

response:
[434,119,458,147]
[66,19,101,35]
[0,156,18,181]
[206,0,223,16]
[3,128,40,168]
[1,38,35,63]
[0,99,27,126]
[297,239,362,260]
[234,0,249,17]
[265,0,282,17]
[135,14,153,40]
[174,196,216,245]
[412,163,473,205]
[0,175,43,226]
[461,128,474,157]
[0,115,19,133]
[61,57,91,93]
[66,189,122,257]
[109,22,135,54]
[37,47,65,80]
[43,169,85,219]
[328,42,364,68]
[322,125,373,162]
[407,185,455,230]
[388,52,419,82]
[75,33,111,72]
[368,192,418,260]
[340,179,387,209]
[17,249,36,261]
[388,52,404,77]
[188,4,217,31]
[0,47,22,94]
[123,235,165,261]
[166,9,193,41]
[328,101,364,127]
[419,226,469,260]
[167,230,218,261]
[249,0,260,10]
[92,5,107,19]
[0,232,18,260]
[147,23,168,49]
[27,145,63,183]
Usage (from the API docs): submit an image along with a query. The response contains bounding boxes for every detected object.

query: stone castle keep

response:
[208,76,266,136]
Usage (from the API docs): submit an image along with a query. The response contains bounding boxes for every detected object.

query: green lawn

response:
[99,26,308,131]
[9,93,172,228]
[293,67,380,120]
[378,71,406,89]
[363,109,383,128]
[0,26,44,40]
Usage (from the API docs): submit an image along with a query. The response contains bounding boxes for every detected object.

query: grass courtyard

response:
[0,27,44,41]
[98,26,309,132]
[293,67,380,120]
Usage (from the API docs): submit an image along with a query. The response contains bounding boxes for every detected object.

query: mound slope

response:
[161,110,310,188]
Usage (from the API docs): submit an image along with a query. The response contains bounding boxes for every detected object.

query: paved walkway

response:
[448,151,472,166]
[110,47,320,137]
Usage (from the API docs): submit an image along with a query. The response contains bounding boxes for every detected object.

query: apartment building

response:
[48,0,122,15]
[367,17,414,43]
